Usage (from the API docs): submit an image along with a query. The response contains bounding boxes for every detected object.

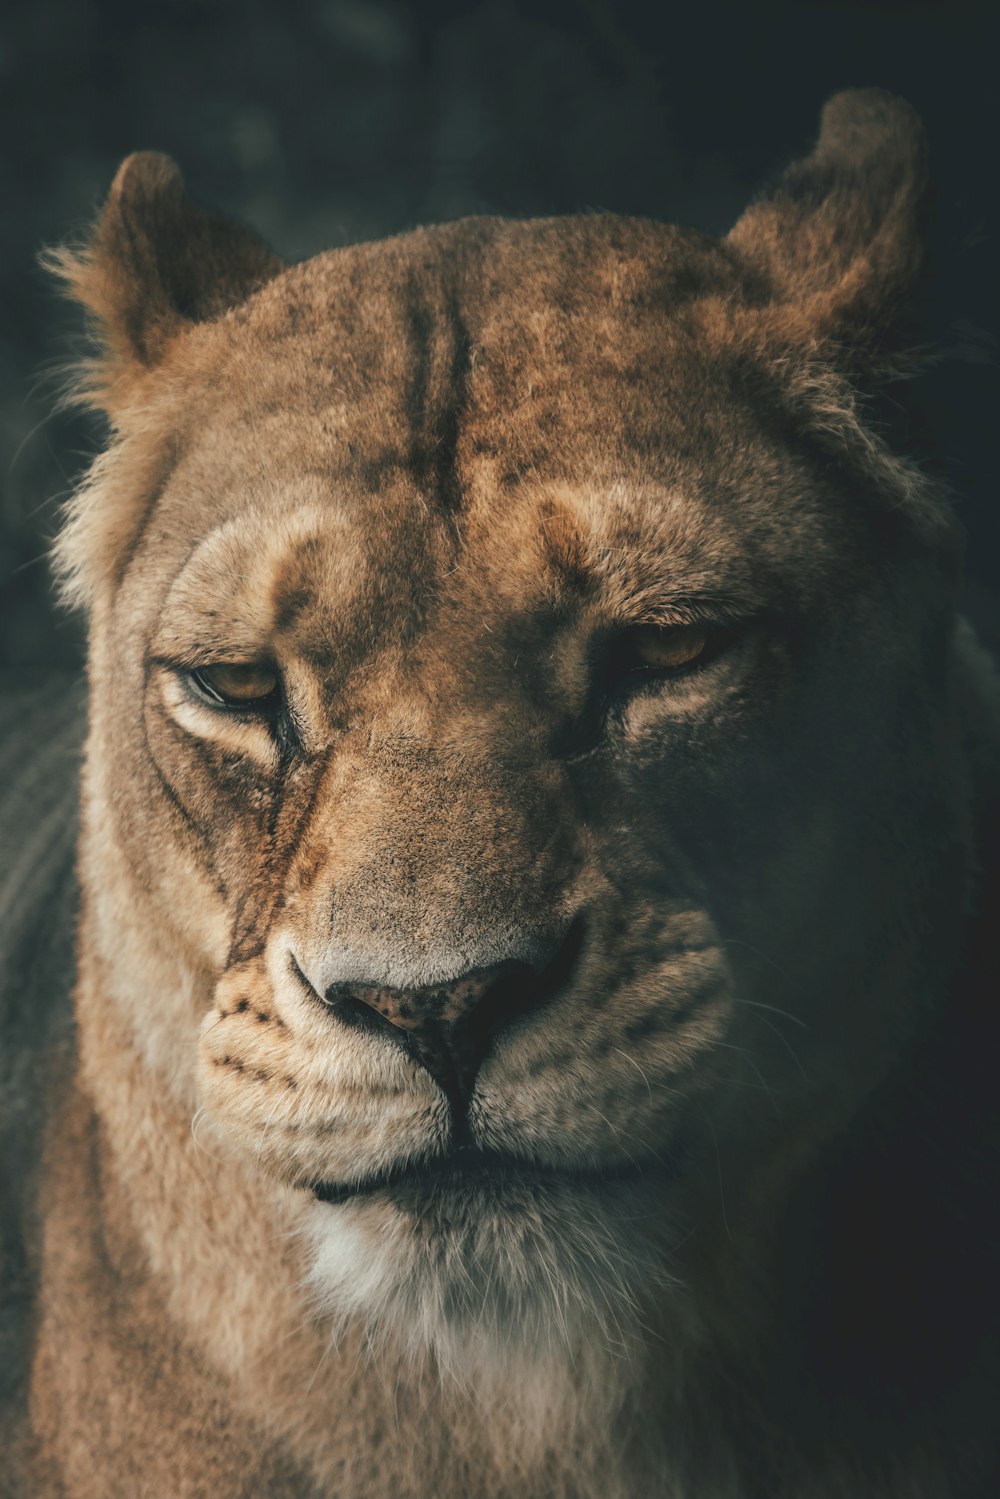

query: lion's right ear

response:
[46,152,284,417]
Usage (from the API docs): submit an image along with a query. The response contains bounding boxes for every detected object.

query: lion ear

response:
[48,152,284,413]
[726,89,929,368]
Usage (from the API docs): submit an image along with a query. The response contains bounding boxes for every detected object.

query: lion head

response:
[52,91,972,1392]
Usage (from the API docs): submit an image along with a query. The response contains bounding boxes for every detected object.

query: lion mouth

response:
[311,1146,658,1206]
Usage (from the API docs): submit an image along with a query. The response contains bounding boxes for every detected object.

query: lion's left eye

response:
[188,663,281,709]
[607,622,718,688]
[623,624,710,672]
[602,620,744,701]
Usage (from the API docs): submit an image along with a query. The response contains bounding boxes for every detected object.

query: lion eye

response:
[603,621,738,700]
[189,663,281,708]
[626,625,709,672]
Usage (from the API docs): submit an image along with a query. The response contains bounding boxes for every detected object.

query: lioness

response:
[1,89,997,1497]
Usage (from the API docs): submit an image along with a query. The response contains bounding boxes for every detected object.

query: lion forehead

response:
[118,211,851,643]
[167,213,755,504]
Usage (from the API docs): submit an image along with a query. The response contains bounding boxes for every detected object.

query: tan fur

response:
[6,92,998,1496]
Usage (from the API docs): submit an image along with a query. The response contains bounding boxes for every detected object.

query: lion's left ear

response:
[48,152,285,416]
[727,89,929,368]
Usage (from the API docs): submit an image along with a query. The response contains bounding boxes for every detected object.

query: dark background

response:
[1,0,997,672]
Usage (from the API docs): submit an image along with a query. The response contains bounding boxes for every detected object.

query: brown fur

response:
[4,91,998,1496]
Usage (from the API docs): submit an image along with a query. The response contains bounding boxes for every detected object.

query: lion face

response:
[60,97,965,1367]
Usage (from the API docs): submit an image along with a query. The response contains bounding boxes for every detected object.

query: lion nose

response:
[313,922,583,1119]
[326,962,530,1109]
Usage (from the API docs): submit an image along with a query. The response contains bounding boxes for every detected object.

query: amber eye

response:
[625,624,710,672]
[188,663,281,709]
[603,620,738,699]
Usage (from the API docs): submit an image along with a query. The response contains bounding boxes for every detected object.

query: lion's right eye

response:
[187,663,281,710]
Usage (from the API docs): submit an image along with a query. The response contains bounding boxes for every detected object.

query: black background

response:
[1,0,996,672]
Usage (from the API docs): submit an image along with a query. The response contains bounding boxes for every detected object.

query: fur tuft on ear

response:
[44,152,284,415]
[727,89,929,368]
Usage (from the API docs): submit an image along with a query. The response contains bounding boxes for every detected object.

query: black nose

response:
[318,920,583,1122]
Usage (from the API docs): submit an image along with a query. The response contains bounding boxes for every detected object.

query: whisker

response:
[731,993,809,1030]
[612,1046,654,1106]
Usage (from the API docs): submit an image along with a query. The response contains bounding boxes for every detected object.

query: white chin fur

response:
[301,1177,680,1399]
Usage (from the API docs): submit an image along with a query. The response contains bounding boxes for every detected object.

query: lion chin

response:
[8,88,997,1499]
[301,1171,678,1377]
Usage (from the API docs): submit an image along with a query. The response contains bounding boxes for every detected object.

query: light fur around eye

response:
[156,669,282,771]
